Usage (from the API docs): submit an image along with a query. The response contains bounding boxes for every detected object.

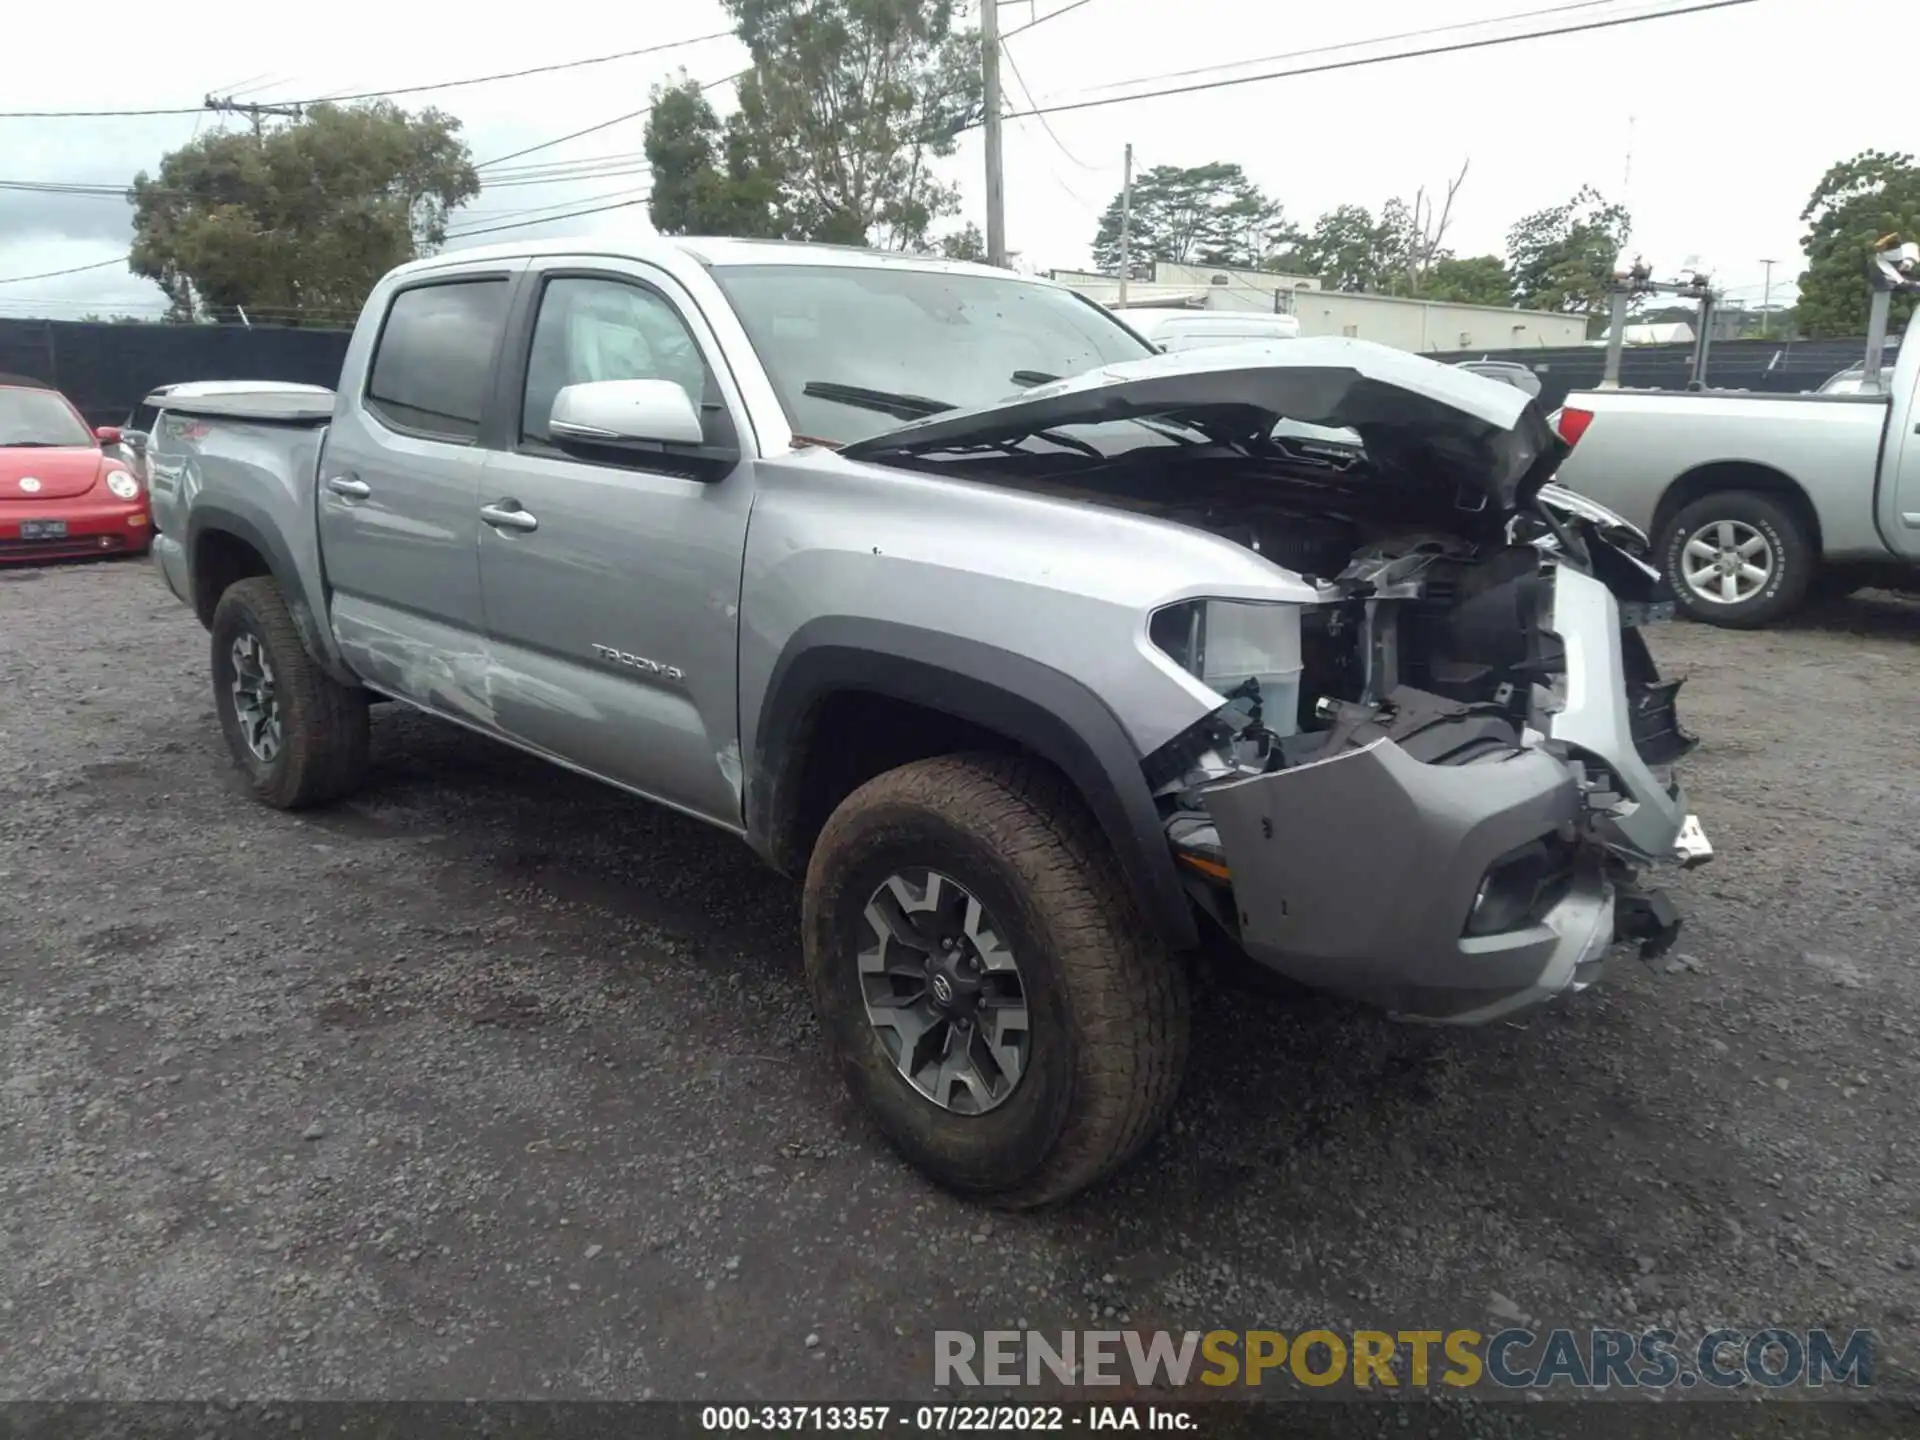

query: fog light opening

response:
[1463,839,1567,938]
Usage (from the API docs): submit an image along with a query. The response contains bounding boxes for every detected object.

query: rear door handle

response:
[480,501,539,533]
[326,476,371,499]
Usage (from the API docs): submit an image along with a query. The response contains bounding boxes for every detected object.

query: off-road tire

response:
[210,576,370,810]
[1657,489,1815,629]
[802,753,1190,1209]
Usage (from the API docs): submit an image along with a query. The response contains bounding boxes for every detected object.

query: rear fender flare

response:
[748,618,1199,952]
[185,501,352,684]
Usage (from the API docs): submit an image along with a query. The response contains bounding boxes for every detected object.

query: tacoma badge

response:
[591,644,685,683]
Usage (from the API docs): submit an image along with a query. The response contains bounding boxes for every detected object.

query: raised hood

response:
[840,337,1567,512]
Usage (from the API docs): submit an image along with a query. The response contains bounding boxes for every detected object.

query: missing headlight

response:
[1149,598,1304,736]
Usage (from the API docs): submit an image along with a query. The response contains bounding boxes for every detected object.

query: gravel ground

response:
[1,557,1916,1412]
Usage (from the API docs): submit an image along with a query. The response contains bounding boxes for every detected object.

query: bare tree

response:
[1399,158,1471,293]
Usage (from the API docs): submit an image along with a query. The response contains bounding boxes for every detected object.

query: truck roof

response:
[396,234,1063,287]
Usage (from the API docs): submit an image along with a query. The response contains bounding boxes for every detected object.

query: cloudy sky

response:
[0,0,1880,325]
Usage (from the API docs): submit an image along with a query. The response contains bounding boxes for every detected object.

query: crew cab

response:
[147,237,1713,1207]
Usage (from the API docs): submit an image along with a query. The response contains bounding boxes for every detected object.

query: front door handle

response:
[326,476,371,499]
[480,501,539,533]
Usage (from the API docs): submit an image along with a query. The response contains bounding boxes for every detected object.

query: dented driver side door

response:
[474,257,755,831]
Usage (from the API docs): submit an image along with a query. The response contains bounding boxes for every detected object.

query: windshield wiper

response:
[1010,370,1059,387]
[801,381,956,422]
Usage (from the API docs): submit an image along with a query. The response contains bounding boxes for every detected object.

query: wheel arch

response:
[1652,461,1824,559]
[185,502,346,681]
[748,618,1199,953]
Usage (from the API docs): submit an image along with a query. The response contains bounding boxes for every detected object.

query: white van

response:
[1118,308,1302,352]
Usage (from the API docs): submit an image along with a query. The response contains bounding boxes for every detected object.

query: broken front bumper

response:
[1196,740,1709,1025]
[1187,566,1712,1026]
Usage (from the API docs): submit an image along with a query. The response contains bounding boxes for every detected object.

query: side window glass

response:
[521,276,710,445]
[365,279,511,442]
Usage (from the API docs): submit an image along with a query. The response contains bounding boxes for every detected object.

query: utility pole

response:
[204,94,303,140]
[1117,143,1133,309]
[981,1,1007,267]
[1758,258,1776,337]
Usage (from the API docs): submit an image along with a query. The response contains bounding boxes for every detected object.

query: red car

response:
[0,378,150,563]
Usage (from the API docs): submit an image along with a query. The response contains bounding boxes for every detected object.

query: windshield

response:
[710,263,1154,444]
[0,387,92,447]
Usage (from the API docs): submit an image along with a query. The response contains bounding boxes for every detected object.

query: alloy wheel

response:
[229,633,283,763]
[1681,519,1774,605]
[857,869,1031,1115]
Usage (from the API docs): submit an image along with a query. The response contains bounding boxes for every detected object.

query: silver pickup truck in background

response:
[1550,244,1920,628]
[144,236,1711,1206]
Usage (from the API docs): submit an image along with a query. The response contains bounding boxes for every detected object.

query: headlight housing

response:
[104,467,141,500]
[1149,598,1304,730]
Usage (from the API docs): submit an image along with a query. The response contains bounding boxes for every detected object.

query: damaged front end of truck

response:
[1151,539,1712,1024]
[844,339,1714,1023]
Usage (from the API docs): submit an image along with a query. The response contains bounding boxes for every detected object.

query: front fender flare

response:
[748,617,1199,952]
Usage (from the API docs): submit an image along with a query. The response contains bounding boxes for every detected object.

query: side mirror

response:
[550,379,705,449]
[94,425,123,445]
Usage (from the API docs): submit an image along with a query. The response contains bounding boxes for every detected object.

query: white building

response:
[1050,260,1588,353]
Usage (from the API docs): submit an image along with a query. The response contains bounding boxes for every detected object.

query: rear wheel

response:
[210,576,370,809]
[802,753,1189,1208]
[1657,490,1815,629]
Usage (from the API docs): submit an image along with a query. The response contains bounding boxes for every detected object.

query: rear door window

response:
[365,279,511,442]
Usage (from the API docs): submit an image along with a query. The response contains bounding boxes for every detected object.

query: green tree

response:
[685,0,983,250]
[1794,150,1920,337]
[1284,204,1408,292]
[1505,185,1631,325]
[1091,162,1296,275]
[643,73,785,238]
[937,221,987,261]
[1419,254,1514,307]
[128,101,477,326]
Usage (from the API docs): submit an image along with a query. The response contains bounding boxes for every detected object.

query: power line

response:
[473,107,655,171]
[1069,0,1634,99]
[0,256,128,286]
[1005,0,1101,38]
[448,183,654,230]
[254,30,736,107]
[475,69,746,170]
[0,30,736,119]
[445,192,654,241]
[996,0,1756,121]
[0,154,652,200]
[998,44,1101,175]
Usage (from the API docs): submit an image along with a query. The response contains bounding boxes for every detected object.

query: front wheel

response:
[1657,490,1815,629]
[210,576,370,809]
[802,754,1190,1208]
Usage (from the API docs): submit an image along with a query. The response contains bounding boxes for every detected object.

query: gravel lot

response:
[2,557,1916,1411]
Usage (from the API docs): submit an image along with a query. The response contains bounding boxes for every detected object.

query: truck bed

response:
[1551,382,1896,558]
[1571,388,1887,406]
[145,388,336,425]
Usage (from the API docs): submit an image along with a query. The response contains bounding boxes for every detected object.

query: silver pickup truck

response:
[1551,248,1920,628]
[146,237,1711,1206]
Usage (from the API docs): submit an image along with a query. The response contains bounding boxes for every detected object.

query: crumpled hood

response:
[841,337,1568,511]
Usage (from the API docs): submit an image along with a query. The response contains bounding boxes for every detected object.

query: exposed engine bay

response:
[902,441,1708,1008]
[846,345,1715,1024]
[1109,462,1707,992]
